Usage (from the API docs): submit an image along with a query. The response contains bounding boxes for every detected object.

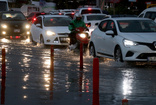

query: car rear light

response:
[88,8,92,10]
[86,23,91,27]
[10,36,21,39]
[33,18,36,21]
[41,13,45,15]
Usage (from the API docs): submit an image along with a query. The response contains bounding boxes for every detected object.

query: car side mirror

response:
[106,30,115,37]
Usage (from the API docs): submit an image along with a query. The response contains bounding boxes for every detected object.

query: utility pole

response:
[96,0,100,7]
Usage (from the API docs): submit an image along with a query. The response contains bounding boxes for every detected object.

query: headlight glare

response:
[1,24,7,29]
[25,24,30,29]
[79,33,86,38]
[46,31,55,36]
[123,39,137,47]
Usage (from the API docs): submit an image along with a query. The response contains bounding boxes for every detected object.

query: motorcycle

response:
[69,27,89,52]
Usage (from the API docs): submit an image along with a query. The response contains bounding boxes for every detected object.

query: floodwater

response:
[1,40,156,105]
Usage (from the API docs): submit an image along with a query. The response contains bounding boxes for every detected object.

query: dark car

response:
[27,12,47,23]
[0,11,30,39]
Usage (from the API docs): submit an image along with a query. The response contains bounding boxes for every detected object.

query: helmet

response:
[75,13,82,18]
[75,13,82,21]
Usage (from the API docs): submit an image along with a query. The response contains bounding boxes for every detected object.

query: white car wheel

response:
[30,33,37,45]
[40,35,44,45]
[89,44,96,57]
[114,46,123,62]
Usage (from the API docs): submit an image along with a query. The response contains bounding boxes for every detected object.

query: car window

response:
[106,21,115,30]
[43,17,72,26]
[2,12,26,21]
[81,10,101,14]
[117,20,156,32]
[87,15,106,21]
[98,20,108,31]
[145,12,156,20]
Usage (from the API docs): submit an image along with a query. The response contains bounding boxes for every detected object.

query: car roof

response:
[0,11,22,13]
[82,13,107,16]
[143,7,156,12]
[106,17,152,21]
[40,15,71,18]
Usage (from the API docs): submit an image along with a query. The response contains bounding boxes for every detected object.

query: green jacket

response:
[68,19,87,31]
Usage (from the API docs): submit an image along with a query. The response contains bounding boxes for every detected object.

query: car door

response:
[93,20,108,55]
[33,17,42,42]
[101,20,117,57]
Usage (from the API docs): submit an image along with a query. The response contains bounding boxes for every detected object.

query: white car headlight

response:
[25,24,30,29]
[46,31,55,36]
[123,39,138,47]
[79,33,86,38]
[1,24,7,29]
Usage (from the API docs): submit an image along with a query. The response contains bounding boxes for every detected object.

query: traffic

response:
[0,1,156,105]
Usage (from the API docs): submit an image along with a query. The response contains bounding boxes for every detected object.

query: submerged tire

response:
[89,44,96,57]
[114,46,123,62]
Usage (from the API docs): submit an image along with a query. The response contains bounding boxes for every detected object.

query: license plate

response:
[60,38,69,41]
[148,57,156,61]
[14,29,20,32]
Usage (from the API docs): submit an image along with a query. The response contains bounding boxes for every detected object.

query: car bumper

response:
[44,35,70,46]
[122,45,156,62]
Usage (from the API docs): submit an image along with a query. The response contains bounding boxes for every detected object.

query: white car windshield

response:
[87,15,107,21]
[117,20,156,32]
[44,17,72,26]
[2,13,26,21]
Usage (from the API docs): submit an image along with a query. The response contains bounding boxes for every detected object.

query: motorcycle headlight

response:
[79,33,87,38]
[1,24,7,29]
[46,31,55,36]
[123,39,138,47]
[25,24,30,29]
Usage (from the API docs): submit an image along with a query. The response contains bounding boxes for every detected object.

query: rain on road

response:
[1,40,156,105]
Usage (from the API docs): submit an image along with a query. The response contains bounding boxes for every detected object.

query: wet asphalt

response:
[1,40,156,105]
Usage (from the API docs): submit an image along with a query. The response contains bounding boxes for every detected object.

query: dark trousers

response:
[68,32,77,45]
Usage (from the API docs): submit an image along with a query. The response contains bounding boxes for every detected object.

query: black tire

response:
[114,46,123,62]
[40,35,44,45]
[89,44,96,57]
[30,33,37,45]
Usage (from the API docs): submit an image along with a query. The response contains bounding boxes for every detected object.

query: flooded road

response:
[1,40,156,105]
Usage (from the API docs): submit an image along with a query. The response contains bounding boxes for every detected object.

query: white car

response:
[75,6,103,15]
[30,15,72,46]
[89,17,156,62]
[82,14,110,36]
[138,7,156,22]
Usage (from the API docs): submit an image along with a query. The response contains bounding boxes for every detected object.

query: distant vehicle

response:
[21,4,41,16]
[59,9,75,13]
[82,14,110,36]
[27,12,47,23]
[138,7,156,22]
[0,0,9,11]
[64,12,75,19]
[0,11,30,40]
[75,6,103,15]
[89,17,156,62]
[30,15,72,46]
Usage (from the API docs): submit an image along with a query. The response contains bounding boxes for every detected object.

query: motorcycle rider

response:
[68,13,89,49]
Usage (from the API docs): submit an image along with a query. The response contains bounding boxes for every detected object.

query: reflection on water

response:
[122,70,134,97]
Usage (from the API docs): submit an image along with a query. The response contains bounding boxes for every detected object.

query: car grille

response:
[138,42,156,51]
[58,33,69,35]
[137,53,156,59]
